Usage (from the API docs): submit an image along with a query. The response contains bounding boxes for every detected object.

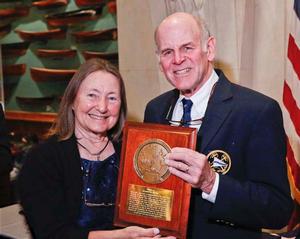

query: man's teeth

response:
[174,68,190,74]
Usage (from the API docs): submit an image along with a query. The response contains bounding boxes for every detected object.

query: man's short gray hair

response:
[154,13,211,52]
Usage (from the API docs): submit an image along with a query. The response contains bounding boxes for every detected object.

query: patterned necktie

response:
[181,98,193,127]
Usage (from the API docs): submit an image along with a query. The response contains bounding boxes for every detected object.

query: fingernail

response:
[153,228,160,234]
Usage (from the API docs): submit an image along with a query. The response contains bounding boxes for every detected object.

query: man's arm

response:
[207,100,293,229]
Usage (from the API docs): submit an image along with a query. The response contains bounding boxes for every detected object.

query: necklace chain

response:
[77,139,110,161]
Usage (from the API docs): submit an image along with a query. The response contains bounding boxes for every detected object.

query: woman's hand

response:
[89,226,176,239]
[117,226,176,239]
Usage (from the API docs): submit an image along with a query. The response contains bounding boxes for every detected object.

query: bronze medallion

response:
[207,150,231,175]
[134,139,171,184]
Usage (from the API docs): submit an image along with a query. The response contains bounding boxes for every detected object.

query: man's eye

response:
[162,50,172,56]
[184,46,193,51]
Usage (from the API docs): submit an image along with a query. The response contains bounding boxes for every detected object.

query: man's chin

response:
[178,85,201,97]
[174,82,191,91]
[180,88,192,93]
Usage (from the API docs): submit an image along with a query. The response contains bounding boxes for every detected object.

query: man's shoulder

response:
[232,82,278,105]
[216,70,281,116]
[217,70,278,106]
[147,89,178,107]
[226,82,283,119]
[144,89,179,122]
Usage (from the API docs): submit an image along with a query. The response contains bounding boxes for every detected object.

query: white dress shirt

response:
[171,70,219,203]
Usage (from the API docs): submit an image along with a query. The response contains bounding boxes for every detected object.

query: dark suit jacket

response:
[0,105,12,207]
[144,70,293,239]
[18,135,121,239]
[0,105,12,175]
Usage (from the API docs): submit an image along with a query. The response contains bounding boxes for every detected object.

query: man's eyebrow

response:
[160,42,194,51]
[160,47,173,53]
[181,42,194,47]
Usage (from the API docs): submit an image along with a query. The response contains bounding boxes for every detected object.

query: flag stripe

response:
[282,107,300,169]
[287,164,300,205]
[284,0,300,230]
[288,34,300,81]
[283,81,300,137]
[288,199,300,230]
[294,0,300,20]
[286,60,300,106]
[287,138,300,193]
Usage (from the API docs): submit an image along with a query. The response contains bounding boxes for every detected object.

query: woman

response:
[18,59,175,239]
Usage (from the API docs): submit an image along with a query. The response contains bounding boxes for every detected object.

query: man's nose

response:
[173,50,185,64]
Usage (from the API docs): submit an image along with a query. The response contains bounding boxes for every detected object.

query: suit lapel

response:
[198,72,234,152]
[161,89,179,125]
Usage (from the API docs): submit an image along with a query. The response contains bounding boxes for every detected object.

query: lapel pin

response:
[207,150,231,174]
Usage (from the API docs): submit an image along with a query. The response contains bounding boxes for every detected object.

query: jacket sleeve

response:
[207,100,293,229]
[18,141,89,239]
[0,105,12,175]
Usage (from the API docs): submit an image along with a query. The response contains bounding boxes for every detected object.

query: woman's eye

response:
[108,96,117,101]
[87,93,96,98]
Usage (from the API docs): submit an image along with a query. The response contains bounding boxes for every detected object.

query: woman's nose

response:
[96,97,108,112]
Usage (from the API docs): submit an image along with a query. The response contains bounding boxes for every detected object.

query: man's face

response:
[156,17,214,97]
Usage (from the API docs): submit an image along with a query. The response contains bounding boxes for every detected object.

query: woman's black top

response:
[77,153,119,230]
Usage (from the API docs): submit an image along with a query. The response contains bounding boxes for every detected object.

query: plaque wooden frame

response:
[114,121,197,239]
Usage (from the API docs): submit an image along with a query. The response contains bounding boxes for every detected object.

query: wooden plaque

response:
[114,121,197,239]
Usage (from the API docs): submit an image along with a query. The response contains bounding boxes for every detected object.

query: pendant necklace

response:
[77,139,110,161]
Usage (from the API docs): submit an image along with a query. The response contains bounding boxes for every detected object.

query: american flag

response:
[283,0,300,231]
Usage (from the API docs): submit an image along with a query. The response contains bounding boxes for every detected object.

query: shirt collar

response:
[178,70,219,104]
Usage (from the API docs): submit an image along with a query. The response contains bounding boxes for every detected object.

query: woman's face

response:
[73,70,121,136]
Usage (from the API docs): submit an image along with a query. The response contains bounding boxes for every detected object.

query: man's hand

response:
[165,147,216,194]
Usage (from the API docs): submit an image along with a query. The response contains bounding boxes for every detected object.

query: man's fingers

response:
[165,158,189,172]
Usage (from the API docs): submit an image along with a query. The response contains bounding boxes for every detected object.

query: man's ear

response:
[206,36,216,62]
[158,61,164,72]
[156,51,164,72]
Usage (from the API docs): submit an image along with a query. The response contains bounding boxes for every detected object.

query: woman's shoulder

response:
[29,135,76,158]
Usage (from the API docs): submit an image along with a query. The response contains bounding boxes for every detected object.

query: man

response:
[0,104,12,207]
[144,12,293,239]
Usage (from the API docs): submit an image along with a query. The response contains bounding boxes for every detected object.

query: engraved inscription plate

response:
[126,184,174,221]
[134,139,171,184]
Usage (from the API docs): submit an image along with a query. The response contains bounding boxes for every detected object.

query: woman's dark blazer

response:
[18,135,121,239]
